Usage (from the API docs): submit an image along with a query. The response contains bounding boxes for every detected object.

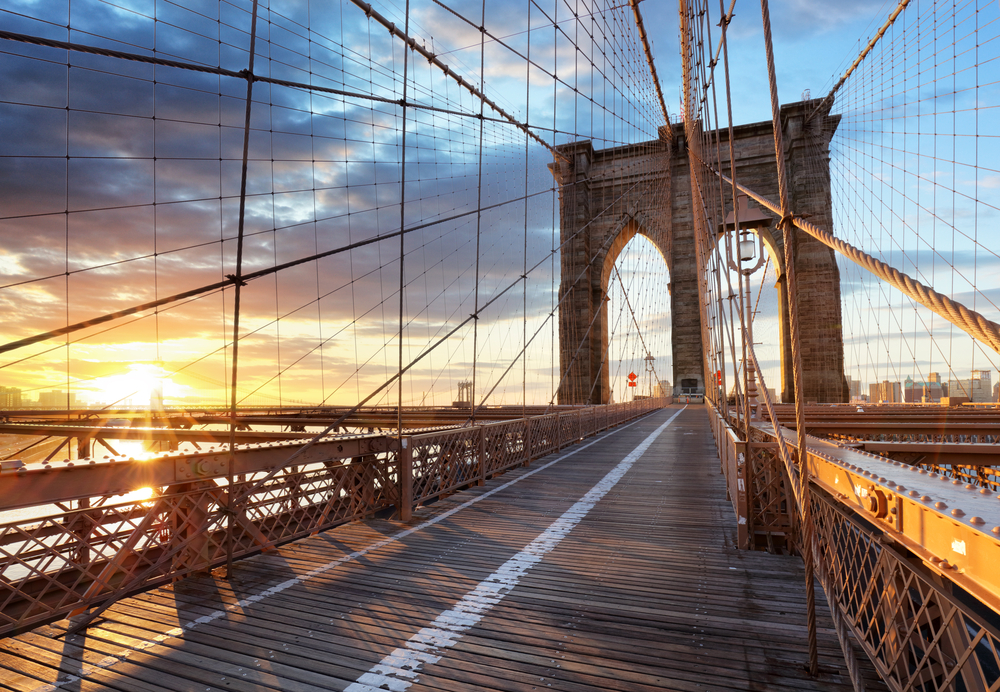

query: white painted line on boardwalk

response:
[344,407,685,692]
[32,408,683,692]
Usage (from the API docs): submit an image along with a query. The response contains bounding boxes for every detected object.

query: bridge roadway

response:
[0,406,885,692]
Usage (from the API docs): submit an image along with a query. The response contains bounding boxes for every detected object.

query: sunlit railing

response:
[0,398,666,636]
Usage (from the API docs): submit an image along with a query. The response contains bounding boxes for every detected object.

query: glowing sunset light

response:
[86,363,184,408]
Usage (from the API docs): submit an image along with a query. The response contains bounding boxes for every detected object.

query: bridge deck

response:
[0,406,883,692]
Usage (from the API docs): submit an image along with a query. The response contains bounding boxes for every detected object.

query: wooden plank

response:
[0,407,886,691]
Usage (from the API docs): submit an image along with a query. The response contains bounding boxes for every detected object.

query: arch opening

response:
[718,230,785,406]
[601,230,671,404]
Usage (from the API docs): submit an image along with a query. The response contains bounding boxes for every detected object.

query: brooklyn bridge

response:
[0,0,998,690]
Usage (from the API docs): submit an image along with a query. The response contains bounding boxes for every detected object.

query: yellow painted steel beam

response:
[757,423,1000,616]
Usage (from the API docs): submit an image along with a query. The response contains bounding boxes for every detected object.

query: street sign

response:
[627,372,637,387]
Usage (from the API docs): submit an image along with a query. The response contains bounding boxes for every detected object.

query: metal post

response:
[555,411,562,451]
[399,438,412,522]
[477,426,486,486]
[524,417,532,467]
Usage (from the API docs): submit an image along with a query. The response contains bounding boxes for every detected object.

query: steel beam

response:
[755,422,1000,616]
[0,423,316,444]
[0,435,396,512]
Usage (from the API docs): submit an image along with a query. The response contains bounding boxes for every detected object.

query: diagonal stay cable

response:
[348,0,568,162]
[229,177,649,505]
[0,29,518,125]
[807,0,911,122]
[0,188,556,356]
[697,155,1000,354]
[612,264,662,385]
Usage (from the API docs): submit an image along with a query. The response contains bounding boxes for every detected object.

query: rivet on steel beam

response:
[929,472,938,478]
[896,485,906,492]
[969,516,985,525]
[934,501,948,510]
[908,490,918,497]
[921,495,931,502]
[965,484,975,490]
[918,469,927,474]
[980,488,991,495]
[951,508,966,517]
[951,479,960,485]
[930,556,941,564]
[878,477,886,482]
[992,527,1000,535]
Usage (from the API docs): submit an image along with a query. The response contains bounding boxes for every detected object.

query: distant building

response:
[947,370,992,403]
[0,386,22,409]
[37,390,78,408]
[847,377,863,399]
[903,376,944,403]
[869,380,902,403]
[653,379,672,398]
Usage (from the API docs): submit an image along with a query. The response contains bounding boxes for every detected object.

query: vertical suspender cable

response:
[226,0,261,578]
[523,0,531,418]
[470,0,486,425]
[397,0,412,438]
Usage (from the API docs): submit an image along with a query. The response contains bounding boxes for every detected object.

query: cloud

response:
[6,0,957,407]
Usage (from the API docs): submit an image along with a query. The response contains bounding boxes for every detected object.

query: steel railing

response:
[0,398,667,637]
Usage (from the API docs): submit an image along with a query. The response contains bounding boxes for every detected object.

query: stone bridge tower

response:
[551,99,848,405]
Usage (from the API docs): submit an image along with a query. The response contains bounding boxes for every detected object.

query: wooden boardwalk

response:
[0,406,884,692]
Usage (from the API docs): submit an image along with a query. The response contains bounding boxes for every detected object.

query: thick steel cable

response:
[348,0,568,163]
[807,0,911,122]
[229,176,651,504]
[712,0,753,440]
[628,0,672,140]
[703,163,1000,355]
[743,344,865,690]
[758,0,819,676]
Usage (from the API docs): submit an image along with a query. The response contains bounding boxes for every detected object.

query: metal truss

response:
[710,402,1000,691]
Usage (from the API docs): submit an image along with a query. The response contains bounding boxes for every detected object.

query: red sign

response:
[628,372,637,381]
[716,370,722,386]
[627,381,637,387]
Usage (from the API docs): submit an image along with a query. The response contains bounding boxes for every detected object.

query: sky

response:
[1,0,996,408]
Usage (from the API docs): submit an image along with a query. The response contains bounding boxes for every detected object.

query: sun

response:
[88,363,179,408]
